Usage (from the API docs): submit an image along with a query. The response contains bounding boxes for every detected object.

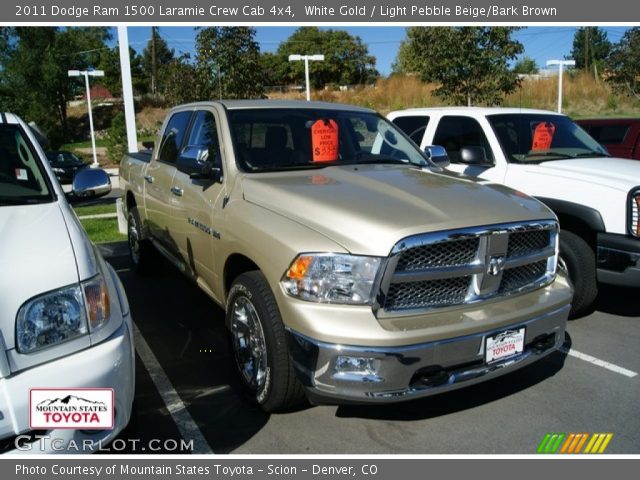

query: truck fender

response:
[536,197,605,233]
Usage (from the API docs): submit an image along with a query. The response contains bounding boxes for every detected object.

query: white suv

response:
[0,113,134,453]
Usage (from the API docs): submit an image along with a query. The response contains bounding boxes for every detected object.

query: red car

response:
[576,118,640,160]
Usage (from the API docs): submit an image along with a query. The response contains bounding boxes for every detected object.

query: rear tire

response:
[559,230,598,318]
[227,271,304,412]
[127,206,153,274]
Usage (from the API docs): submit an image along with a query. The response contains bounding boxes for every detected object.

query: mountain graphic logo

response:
[37,395,107,408]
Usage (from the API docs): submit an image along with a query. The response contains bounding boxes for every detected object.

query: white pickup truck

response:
[388,107,640,316]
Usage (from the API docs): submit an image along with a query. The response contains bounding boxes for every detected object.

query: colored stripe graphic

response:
[539,433,613,454]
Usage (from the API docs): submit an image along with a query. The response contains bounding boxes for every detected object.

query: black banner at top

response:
[5,0,640,23]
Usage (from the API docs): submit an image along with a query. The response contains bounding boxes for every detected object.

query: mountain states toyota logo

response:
[30,389,114,430]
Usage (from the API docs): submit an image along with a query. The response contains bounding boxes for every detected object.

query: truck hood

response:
[0,203,79,350]
[242,164,553,256]
[531,157,640,192]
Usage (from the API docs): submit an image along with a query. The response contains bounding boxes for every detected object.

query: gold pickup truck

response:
[120,100,572,412]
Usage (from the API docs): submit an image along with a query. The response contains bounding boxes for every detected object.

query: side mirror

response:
[142,141,155,150]
[459,146,493,166]
[71,168,111,199]
[423,145,450,168]
[176,149,222,183]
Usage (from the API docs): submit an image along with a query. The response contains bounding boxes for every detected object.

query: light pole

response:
[288,54,325,101]
[68,69,105,167]
[546,59,575,113]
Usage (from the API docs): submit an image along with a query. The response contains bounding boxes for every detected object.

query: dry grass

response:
[268,73,639,118]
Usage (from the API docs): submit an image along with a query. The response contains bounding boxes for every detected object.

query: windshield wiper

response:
[250,163,329,172]
[351,152,424,167]
[0,195,51,206]
[572,151,610,158]
[523,151,574,160]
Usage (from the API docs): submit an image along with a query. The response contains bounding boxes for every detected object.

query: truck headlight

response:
[281,254,382,305]
[16,274,111,354]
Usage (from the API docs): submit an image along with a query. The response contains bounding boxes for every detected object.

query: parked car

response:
[0,113,134,453]
[45,150,88,184]
[120,100,572,412]
[388,107,640,316]
[576,118,640,160]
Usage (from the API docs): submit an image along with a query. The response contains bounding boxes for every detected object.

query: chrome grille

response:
[499,260,548,294]
[396,237,479,270]
[631,190,639,237]
[385,277,471,310]
[507,230,550,258]
[379,221,557,315]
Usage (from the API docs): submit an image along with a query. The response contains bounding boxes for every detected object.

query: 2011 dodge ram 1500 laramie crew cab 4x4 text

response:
[120,101,572,412]
[389,107,640,317]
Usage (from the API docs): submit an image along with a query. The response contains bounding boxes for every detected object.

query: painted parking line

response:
[560,347,638,378]
[133,323,214,454]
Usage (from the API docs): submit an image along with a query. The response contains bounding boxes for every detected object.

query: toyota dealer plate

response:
[485,328,525,363]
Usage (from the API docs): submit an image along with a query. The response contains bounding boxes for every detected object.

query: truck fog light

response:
[335,356,380,376]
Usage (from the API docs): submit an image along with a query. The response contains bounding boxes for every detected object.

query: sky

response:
[122,26,631,76]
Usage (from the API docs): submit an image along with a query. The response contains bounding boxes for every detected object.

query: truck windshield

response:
[488,113,609,163]
[0,124,54,205]
[227,108,428,172]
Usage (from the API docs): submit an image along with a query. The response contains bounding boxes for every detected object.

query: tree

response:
[195,27,265,99]
[97,46,145,97]
[105,111,127,164]
[513,56,539,75]
[569,27,611,72]
[141,33,174,94]
[606,27,640,99]
[398,27,523,106]
[162,54,200,105]
[276,27,378,88]
[0,27,111,145]
[392,39,422,75]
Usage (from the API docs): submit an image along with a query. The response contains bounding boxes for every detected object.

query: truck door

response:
[430,115,508,183]
[169,109,226,300]
[144,110,193,252]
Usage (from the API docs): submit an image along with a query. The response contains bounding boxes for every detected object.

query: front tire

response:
[227,271,304,412]
[559,230,598,318]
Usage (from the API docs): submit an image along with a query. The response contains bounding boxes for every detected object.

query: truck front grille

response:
[378,221,558,315]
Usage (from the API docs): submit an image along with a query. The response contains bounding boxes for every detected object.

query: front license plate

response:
[485,328,525,363]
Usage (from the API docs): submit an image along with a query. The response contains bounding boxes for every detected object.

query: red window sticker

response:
[531,122,556,151]
[311,119,339,162]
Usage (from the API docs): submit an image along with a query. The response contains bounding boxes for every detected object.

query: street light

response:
[546,59,575,113]
[288,54,325,101]
[68,69,105,167]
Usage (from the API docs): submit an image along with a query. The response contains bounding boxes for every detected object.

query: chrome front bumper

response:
[287,304,569,404]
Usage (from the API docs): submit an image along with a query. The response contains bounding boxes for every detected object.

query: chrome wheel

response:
[128,214,141,266]
[230,296,268,390]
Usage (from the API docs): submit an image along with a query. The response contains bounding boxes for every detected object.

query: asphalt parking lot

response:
[99,242,640,455]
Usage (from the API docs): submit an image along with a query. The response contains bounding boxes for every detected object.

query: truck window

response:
[433,116,494,163]
[488,114,608,162]
[391,116,430,145]
[186,111,222,168]
[158,111,192,164]
[227,109,427,172]
[0,124,53,204]
[586,124,630,145]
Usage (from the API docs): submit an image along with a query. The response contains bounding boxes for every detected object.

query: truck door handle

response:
[144,175,154,184]
[170,187,184,197]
